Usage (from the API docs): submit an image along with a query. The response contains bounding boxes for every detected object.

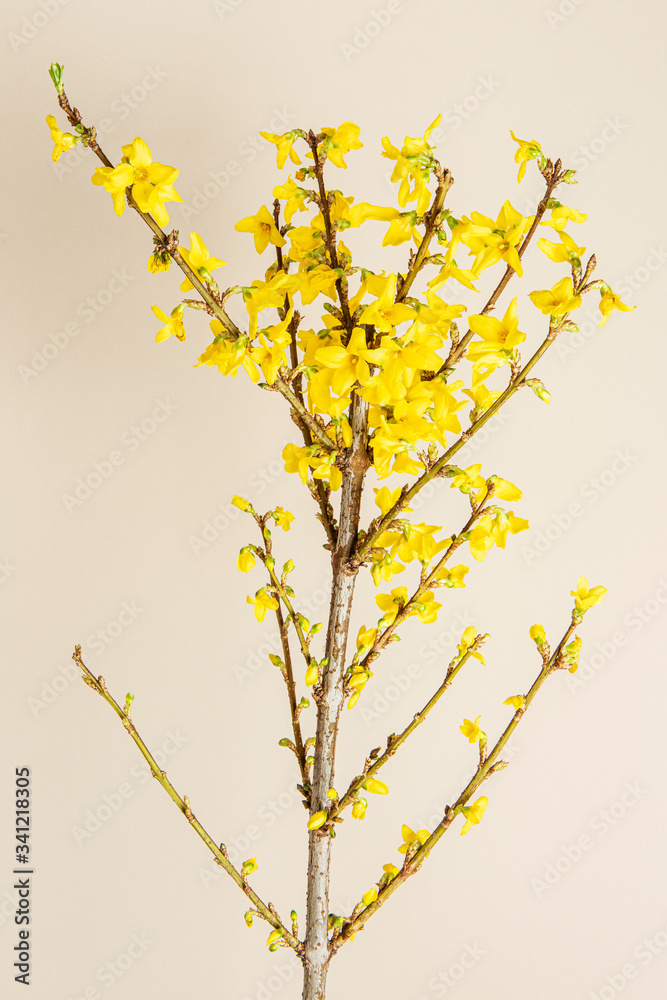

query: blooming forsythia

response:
[49,71,617,956]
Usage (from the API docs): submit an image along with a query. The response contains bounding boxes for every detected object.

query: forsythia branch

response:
[331,612,581,952]
[72,645,303,957]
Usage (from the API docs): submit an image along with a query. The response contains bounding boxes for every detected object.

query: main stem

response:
[302,393,368,1000]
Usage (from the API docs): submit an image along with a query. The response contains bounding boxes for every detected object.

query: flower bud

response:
[363,778,388,795]
[305,663,319,687]
[231,496,254,513]
[307,810,327,831]
[237,547,256,573]
[351,798,367,820]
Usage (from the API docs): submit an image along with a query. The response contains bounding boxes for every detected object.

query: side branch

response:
[332,613,579,951]
[356,314,565,561]
[57,88,241,340]
[328,634,487,826]
[441,162,564,373]
[72,646,302,957]
[396,166,454,303]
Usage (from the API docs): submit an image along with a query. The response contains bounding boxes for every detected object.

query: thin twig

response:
[72,645,302,956]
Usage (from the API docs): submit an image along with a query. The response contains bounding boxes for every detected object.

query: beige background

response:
[2,1,666,998]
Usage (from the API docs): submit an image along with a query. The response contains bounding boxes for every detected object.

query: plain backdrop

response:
[2,1,666,999]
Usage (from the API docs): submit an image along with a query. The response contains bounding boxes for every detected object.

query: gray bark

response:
[302,396,368,1000]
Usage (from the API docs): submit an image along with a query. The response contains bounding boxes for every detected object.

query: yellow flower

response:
[486,510,529,549]
[462,200,533,277]
[571,576,607,613]
[315,327,388,395]
[373,486,408,516]
[460,715,484,743]
[488,476,523,502]
[457,626,485,664]
[179,232,226,292]
[540,204,587,231]
[321,122,363,168]
[91,162,135,216]
[427,260,480,293]
[460,796,488,835]
[398,824,430,854]
[358,273,415,332]
[363,778,388,795]
[362,888,378,906]
[282,443,311,483]
[152,304,186,343]
[382,863,400,878]
[237,547,255,573]
[351,798,367,820]
[260,130,302,169]
[266,928,283,946]
[235,205,286,254]
[375,586,409,626]
[45,114,77,162]
[273,176,309,223]
[529,276,582,316]
[272,507,294,531]
[537,230,586,264]
[449,464,486,497]
[246,588,279,622]
[412,590,442,624]
[504,695,525,710]
[467,298,526,369]
[121,137,182,227]
[307,811,327,831]
[509,129,543,182]
[598,289,635,327]
[241,857,258,876]
[370,554,406,587]
[147,253,170,273]
[356,625,377,653]
[435,564,469,589]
